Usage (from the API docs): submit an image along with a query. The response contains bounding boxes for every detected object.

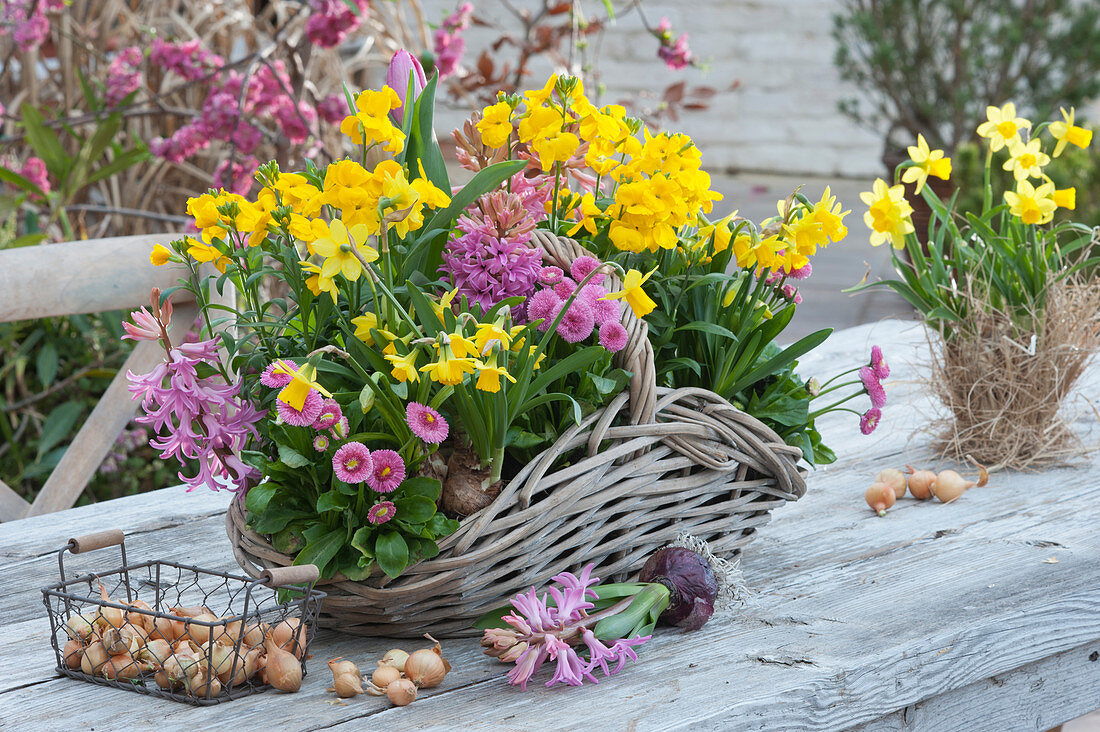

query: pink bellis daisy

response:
[580,284,620,326]
[527,289,563,331]
[260,359,298,388]
[860,407,882,435]
[407,401,449,443]
[313,435,330,452]
[333,441,373,483]
[859,366,887,409]
[313,398,343,430]
[366,449,406,493]
[556,299,595,343]
[599,321,628,353]
[277,388,324,426]
[553,277,577,301]
[538,265,564,286]
[870,345,890,380]
[368,500,396,524]
[570,256,605,285]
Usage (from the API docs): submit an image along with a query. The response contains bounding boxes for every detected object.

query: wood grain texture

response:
[0,234,189,323]
[0,478,30,522]
[1,319,1098,731]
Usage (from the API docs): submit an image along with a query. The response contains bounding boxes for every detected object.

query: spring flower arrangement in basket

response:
[853,103,1100,469]
[127,53,888,637]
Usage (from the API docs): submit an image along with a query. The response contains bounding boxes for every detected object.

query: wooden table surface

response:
[3,319,1100,731]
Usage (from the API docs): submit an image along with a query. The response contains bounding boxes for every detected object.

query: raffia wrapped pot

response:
[226,232,807,636]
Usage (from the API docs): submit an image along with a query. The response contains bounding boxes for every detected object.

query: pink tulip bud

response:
[387,49,427,125]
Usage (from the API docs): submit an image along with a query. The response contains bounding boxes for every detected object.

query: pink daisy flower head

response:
[556,298,595,343]
[859,366,887,409]
[527,289,563,331]
[538,265,564,286]
[260,359,298,388]
[553,277,577,301]
[368,501,397,525]
[599,321,629,353]
[312,398,343,431]
[407,401,449,443]
[788,262,813,281]
[580,283,620,326]
[570,256,605,285]
[860,407,882,435]
[276,388,324,427]
[870,345,890,380]
[330,416,350,440]
[333,441,373,483]
[366,449,406,493]
[806,377,821,396]
[313,434,330,452]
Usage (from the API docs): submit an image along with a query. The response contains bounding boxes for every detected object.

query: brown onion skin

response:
[638,547,718,631]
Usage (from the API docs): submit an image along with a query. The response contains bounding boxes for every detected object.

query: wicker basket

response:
[226,232,807,637]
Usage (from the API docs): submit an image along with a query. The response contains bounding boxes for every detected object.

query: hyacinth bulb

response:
[638,547,719,631]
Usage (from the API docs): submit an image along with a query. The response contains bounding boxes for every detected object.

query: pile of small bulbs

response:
[326,634,451,707]
[865,464,989,516]
[61,583,308,697]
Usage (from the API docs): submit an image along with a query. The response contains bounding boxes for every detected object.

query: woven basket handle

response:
[531,231,657,425]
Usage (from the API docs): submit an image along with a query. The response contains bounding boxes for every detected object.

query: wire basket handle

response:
[259,564,319,588]
[57,529,127,584]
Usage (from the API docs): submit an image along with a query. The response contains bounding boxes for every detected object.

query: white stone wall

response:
[419,0,886,178]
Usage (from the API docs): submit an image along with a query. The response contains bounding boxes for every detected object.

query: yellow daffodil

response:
[1003,137,1049,181]
[1004,179,1056,225]
[274,360,332,410]
[419,353,478,385]
[476,101,513,148]
[301,261,339,304]
[808,187,849,244]
[430,289,458,323]
[312,218,378,282]
[351,311,379,344]
[473,322,513,352]
[601,267,658,318]
[474,357,517,393]
[150,243,173,266]
[385,351,420,383]
[976,102,1031,152]
[1049,107,1093,157]
[1053,187,1076,210]
[901,135,952,193]
[860,178,914,249]
[444,331,476,359]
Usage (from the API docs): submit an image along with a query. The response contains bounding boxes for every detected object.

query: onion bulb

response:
[379,648,409,670]
[64,613,96,641]
[906,465,936,500]
[185,668,222,699]
[328,657,364,698]
[263,637,302,692]
[268,618,305,659]
[80,640,108,676]
[865,482,896,517]
[404,649,447,689]
[372,664,402,689]
[62,639,83,669]
[185,613,221,647]
[96,584,125,629]
[103,653,139,680]
[386,678,417,706]
[876,468,907,499]
[222,646,264,688]
[139,639,173,667]
[931,470,975,503]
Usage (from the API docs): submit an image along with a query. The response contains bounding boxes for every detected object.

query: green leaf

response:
[20,104,69,177]
[316,490,350,513]
[251,506,311,535]
[37,401,84,459]
[394,495,436,523]
[277,443,311,469]
[295,529,345,577]
[245,482,278,515]
[36,341,58,388]
[351,526,375,558]
[0,166,45,198]
[727,328,833,396]
[400,476,442,501]
[359,383,376,413]
[375,531,409,578]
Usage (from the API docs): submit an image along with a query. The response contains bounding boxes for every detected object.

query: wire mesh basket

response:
[41,529,326,705]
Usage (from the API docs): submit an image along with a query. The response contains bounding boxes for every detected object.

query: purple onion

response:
[639,547,719,630]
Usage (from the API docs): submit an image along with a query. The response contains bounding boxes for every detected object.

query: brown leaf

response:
[477,51,494,80]
[663,81,686,103]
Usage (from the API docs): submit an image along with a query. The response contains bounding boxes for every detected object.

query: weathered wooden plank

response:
[0,234,189,323]
[0,478,30,522]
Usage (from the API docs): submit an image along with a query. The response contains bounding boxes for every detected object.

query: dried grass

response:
[929,274,1100,471]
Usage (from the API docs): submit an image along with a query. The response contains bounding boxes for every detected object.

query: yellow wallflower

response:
[531,131,580,172]
[185,237,231,273]
[150,244,172,266]
[1003,137,1049,181]
[523,74,558,107]
[313,218,378,281]
[901,134,952,193]
[1050,107,1093,158]
[1053,187,1076,210]
[976,102,1031,152]
[1004,179,1056,225]
[340,87,406,153]
[271,171,324,217]
[601,268,658,318]
[476,101,514,148]
[860,178,914,249]
[385,351,420,383]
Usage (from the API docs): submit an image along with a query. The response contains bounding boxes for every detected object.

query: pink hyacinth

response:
[277,388,324,427]
[313,398,343,431]
[368,500,396,525]
[126,310,263,494]
[441,190,543,315]
[433,2,474,78]
[859,366,887,409]
[260,360,299,388]
[860,407,882,435]
[870,345,890,380]
[527,289,563,331]
[407,402,449,443]
[570,256,605,285]
[366,449,405,493]
[599,321,628,353]
[556,298,595,343]
[333,441,373,483]
[487,564,650,690]
[105,46,144,107]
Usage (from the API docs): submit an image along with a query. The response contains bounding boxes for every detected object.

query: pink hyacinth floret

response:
[333,441,373,483]
[859,366,887,410]
[407,401,449,443]
[366,449,405,493]
[494,564,651,690]
[277,388,324,427]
